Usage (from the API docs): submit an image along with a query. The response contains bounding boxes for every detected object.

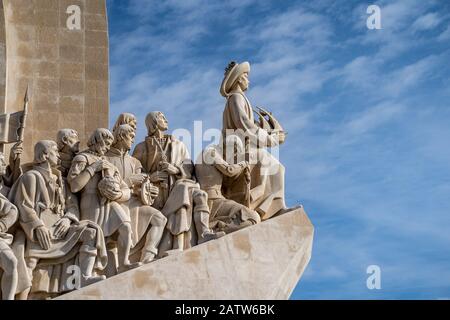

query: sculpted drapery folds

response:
[133,112,224,254]
[0,56,298,299]
[106,123,167,264]
[0,152,19,300]
[11,141,107,299]
[220,61,289,220]
[195,136,261,234]
[67,129,141,274]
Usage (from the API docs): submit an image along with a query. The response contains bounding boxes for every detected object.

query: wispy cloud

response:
[412,12,443,31]
[107,0,450,299]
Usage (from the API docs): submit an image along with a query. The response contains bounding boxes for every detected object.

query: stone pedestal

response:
[57,207,314,300]
[0,0,109,162]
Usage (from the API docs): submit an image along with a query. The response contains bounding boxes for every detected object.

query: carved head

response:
[0,152,6,175]
[234,72,250,92]
[112,113,137,133]
[145,111,168,135]
[113,124,136,150]
[56,129,80,153]
[34,140,60,167]
[220,61,251,97]
[87,128,114,156]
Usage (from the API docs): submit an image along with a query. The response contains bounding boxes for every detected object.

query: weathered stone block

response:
[57,208,314,300]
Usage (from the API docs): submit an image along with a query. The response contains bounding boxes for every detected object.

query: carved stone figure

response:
[67,129,141,273]
[133,112,224,254]
[112,113,138,132]
[12,141,107,299]
[56,129,80,178]
[1,142,24,189]
[0,152,18,300]
[195,136,261,234]
[106,124,167,264]
[220,61,288,220]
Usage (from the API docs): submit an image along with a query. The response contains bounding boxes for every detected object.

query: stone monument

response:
[0,0,109,163]
[0,1,313,301]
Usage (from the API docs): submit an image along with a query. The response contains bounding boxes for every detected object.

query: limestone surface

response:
[57,207,314,300]
[0,0,109,162]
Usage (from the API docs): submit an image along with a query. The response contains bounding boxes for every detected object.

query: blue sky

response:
[106,0,450,299]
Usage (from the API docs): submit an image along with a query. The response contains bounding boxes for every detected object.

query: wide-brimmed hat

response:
[220,61,250,97]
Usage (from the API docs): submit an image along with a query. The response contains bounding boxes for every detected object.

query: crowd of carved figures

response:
[0,61,293,299]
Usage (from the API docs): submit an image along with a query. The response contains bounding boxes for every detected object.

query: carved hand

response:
[10,141,23,162]
[90,160,105,173]
[53,217,71,239]
[36,226,52,250]
[159,162,180,175]
[102,188,123,201]
[130,173,147,186]
[91,159,113,173]
[149,184,159,198]
[150,171,168,183]
[227,162,248,176]
[2,201,15,215]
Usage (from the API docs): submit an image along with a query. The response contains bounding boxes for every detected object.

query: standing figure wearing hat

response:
[220,61,289,220]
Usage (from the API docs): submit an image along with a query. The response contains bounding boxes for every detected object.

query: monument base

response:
[56,207,314,300]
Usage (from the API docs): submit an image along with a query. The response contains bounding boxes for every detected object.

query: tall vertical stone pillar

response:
[0,0,109,162]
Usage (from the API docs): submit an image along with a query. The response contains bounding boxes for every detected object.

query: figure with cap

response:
[220,61,292,220]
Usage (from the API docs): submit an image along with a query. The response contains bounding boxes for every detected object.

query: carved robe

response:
[12,166,107,295]
[68,151,131,237]
[133,135,209,250]
[105,147,160,248]
[195,146,260,232]
[222,92,286,220]
[0,186,17,254]
[133,135,193,210]
[0,185,18,300]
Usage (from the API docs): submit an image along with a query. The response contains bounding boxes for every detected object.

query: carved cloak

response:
[222,92,286,220]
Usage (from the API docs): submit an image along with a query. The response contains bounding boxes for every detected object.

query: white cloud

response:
[437,25,450,41]
[412,12,443,31]
[108,0,450,299]
[344,102,405,136]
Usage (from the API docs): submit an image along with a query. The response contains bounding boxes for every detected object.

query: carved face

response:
[47,145,60,168]
[94,137,112,156]
[0,153,6,175]
[128,119,137,131]
[64,134,80,153]
[156,112,169,131]
[238,72,250,91]
[123,130,136,150]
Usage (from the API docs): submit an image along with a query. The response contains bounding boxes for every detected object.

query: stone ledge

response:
[56,207,314,300]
